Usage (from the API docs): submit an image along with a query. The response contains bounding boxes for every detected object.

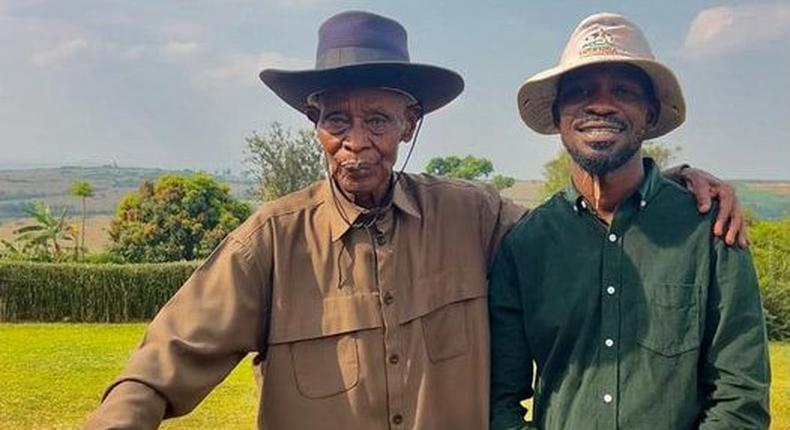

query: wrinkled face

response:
[312,88,418,198]
[556,63,657,175]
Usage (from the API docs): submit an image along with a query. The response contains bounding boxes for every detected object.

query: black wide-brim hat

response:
[260,11,464,115]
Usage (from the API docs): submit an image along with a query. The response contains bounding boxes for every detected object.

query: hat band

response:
[316,46,410,69]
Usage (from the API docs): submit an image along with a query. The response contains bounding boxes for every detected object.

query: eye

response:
[366,115,390,133]
[613,85,642,101]
[321,114,349,134]
[558,85,590,104]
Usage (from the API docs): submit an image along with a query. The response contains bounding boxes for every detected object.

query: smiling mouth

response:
[576,121,625,142]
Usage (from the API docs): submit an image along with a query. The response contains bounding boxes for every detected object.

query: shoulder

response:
[510,193,566,235]
[652,175,717,224]
[229,181,326,245]
[403,173,504,208]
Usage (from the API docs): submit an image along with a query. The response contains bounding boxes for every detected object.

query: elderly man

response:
[489,13,770,430]
[86,11,745,429]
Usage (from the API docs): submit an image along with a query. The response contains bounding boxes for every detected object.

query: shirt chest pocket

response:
[636,283,700,357]
[420,300,469,362]
[268,294,382,399]
[289,333,359,398]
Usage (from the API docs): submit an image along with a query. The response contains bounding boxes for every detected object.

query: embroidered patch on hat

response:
[580,27,618,57]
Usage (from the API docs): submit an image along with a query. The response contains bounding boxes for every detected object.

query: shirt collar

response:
[562,157,664,213]
[323,174,421,242]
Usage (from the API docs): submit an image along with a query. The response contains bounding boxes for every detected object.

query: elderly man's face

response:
[313,88,417,201]
[556,64,657,175]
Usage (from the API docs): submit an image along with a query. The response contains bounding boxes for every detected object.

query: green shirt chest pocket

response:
[636,283,701,357]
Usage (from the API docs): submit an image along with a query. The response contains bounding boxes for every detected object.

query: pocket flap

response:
[398,270,487,324]
[269,293,383,344]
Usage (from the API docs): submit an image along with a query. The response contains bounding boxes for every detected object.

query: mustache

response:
[576,114,627,129]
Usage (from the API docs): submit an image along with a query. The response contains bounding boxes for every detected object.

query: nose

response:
[341,121,372,152]
[584,89,617,117]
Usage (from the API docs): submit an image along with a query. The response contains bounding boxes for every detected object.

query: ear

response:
[305,106,320,125]
[400,104,423,143]
[551,100,561,127]
[645,99,660,128]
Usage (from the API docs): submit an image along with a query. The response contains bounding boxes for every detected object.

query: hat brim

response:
[260,62,464,116]
[517,56,686,140]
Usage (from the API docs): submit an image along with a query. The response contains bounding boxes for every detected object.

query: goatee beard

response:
[563,140,641,176]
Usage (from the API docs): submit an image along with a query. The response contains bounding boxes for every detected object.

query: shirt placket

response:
[599,223,621,429]
[369,211,405,428]
[597,202,637,429]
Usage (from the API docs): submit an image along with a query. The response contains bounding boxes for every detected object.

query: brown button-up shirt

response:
[85,173,524,429]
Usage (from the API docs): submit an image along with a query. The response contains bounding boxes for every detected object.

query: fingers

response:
[737,222,750,248]
[724,203,744,246]
[713,185,735,237]
[688,173,713,213]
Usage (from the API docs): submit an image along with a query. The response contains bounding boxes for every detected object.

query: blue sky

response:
[1,0,788,179]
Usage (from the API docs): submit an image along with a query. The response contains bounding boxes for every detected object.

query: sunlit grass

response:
[0,324,786,429]
[0,324,257,429]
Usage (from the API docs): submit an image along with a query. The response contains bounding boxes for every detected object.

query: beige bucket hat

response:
[517,12,686,140]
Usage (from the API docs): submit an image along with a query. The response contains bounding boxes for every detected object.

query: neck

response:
[571,154,644,224]
[336,176,394,210]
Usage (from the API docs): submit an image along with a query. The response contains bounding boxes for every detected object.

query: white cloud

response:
[30,37,89,67]
[682,3,790,58]
[162,40,201,58]
[198,51,311,86]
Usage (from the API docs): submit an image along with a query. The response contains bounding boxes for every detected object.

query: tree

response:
[491,175,516,191]
[425,155,516,192]
[10,200,78,262]
[69,180,94,259]
[425,155,494,180]
[109,173,252,263]
[245,122,324,202]
[540,141,680,198]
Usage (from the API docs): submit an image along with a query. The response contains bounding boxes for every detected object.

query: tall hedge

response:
[0,261,199,322]
[751,218,790,341]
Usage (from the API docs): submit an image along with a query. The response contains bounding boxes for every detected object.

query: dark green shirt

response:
[489,159,770,430]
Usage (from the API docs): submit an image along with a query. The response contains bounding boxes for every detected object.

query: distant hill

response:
[0,167,788,220]
[731,180,790,220]
[0,166,253,219]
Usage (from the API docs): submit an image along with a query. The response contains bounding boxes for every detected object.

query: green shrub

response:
[0,261,199,322]
[750,218,790,340]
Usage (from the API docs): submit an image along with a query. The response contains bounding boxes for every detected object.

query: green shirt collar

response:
[561,157,664,213]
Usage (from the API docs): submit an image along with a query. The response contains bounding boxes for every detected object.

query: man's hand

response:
[664,165,748,248]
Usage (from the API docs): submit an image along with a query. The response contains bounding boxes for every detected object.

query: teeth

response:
[582,127,620,133]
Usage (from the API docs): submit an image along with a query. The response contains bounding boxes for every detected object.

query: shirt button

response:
[392,414,403,425]
[604,338,614,347]
[640,199,647,208]
[580,199,588,209]
[608,233,618,243]
[603,394,614,404]
[383,291,394,305]
[389,354,399,365]
[606,286,616,295]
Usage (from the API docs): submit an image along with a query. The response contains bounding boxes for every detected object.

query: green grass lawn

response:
[0,324,257,429]
[0,324,787,429]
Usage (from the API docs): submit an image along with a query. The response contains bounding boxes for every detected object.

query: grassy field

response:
[0,324,786,429]
[0,324,258,429]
